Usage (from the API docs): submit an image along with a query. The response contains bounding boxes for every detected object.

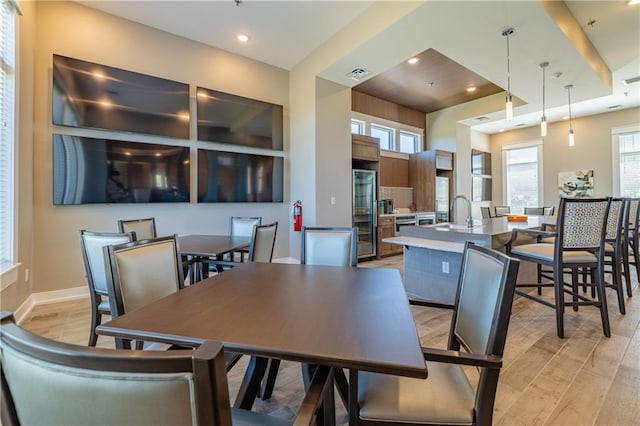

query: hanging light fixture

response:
[565,84,575,146]
[502,28,514,121]
[539,62,549,137]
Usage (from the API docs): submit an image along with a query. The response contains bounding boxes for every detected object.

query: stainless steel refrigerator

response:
[435,176,450,223]
[352,169,377,259]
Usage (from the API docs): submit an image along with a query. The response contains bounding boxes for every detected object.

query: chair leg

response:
[633,241,640,284]
[554,265,565,339]
[594,263,611,338]
[88,295,101,347]
[613,251,626,315]
[537,264,543,295]
[571,269,579,312]
[623,243,633,298]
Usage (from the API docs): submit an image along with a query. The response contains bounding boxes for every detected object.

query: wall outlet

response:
[442,261,449,274]
[330,196,336,205]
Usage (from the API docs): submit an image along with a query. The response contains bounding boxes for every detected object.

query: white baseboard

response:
[14,286,89,325]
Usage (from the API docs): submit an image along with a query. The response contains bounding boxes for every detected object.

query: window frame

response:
[350,118,365,135]
[612,124,640,197]
[501,140,544,214]
[351,112,423,154]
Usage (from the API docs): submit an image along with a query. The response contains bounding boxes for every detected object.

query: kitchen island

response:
[386,216,554,305]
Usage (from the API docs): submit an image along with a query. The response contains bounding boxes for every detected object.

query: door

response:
[352,169,377,259]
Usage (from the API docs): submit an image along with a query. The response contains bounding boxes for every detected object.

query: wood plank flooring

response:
[18,255,640,425]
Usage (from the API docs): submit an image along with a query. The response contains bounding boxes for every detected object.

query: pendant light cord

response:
[567,86,573,130]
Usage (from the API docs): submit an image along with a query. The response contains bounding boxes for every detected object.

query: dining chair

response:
[0,312,297,426]
[543,205,555,216]
[494,206,510,216]
[229,216,262,262]
[78,230,135,346]
[523,207,544,215]
[349,242,520,426]
[480,206,493,219]
[622,198,639,296]
[260,226,358,404]
[117,217,157,241]
[104,235,184,350]
[300,226,358,267]
[507,197,611,338]
[603,198,627,314]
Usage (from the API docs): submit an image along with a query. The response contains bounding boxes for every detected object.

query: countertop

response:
[419,215,554,236]
[382,236,464,253]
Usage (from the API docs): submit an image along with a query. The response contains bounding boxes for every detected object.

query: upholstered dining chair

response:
[260,226,358,403]
[622,198,639,296]
[117,217,157,241]
[0,312,296,426]
[543,205,556,216]
[229,216,262,262]
[603,198,627,314]
[78,230,135,346]
[523,207,545,215]
[494,206,510,216]
[300,226,358,267]
[349,242,520,426]
[480,206,493,219]
[104,235,184,350]
[507,197,611,338]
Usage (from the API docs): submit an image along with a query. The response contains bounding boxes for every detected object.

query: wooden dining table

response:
[97,262,427,424]
[178,234,250,280]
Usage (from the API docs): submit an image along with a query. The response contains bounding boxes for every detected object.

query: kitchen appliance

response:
[416,213,436,226]
[435,176,450,223]
[352,169,377,259]
[394,215,417,235]
[381,199,395,214]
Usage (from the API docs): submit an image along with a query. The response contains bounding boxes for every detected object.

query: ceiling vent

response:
[346,67,371,81]
[623,76,640,85]
[474,116,490,121]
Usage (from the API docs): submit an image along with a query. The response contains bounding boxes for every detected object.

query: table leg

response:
[234,355,269,410]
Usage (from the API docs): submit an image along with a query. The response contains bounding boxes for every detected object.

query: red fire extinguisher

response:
[293,200,302,232]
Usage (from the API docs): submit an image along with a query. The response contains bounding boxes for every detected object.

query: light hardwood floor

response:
[18,255,640,425]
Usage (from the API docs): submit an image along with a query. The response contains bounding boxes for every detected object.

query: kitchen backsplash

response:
[379,186,413,209]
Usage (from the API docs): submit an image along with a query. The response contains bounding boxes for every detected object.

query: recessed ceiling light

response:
[237,34,250,43]
[466,86,477,92]
[499,129,505,133]
[562,116,570,120]
[407,57,419,65]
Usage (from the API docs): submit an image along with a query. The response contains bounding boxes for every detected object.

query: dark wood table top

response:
[178,234,250,257]
[97,262,427,379]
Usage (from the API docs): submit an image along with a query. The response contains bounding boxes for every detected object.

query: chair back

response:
[450,243,520,357]
[105,235,184,317]
[79,230,135,295]
[494,206,510,216]
[229,216,262,237]
[524,207,544,215]
[543,205,555,216]
[480,206,492,219]
[248,222,278,263]
[301,227,357,267]
[557,197,611,251]
[605,198,625,243]
[625,198,639,232]
[117,217,157,241]
[0,312,232,426]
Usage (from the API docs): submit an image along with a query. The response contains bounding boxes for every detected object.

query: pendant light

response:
[539,62,549,137]
[502,28,514,121]
[565,84,575,146]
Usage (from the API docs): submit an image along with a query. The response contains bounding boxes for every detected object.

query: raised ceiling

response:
[353,49,503,114]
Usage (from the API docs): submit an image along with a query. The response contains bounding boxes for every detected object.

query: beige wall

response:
[490,107,640,208]
[20,1,290,298]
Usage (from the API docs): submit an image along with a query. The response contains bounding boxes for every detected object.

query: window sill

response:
[1,263,21,291]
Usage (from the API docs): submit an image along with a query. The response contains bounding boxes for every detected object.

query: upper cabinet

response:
[379,156,409,187]
[435,151,453,170]
[352,134,380,162]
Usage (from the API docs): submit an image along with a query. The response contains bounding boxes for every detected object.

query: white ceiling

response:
[77,0,640,135]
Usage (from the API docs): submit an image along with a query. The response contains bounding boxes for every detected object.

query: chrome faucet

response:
[450,195,474,228]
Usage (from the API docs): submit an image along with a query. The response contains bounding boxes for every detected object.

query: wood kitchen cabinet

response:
[352,134,380,162]
[379,156,409,187]
[377,216,402,258]
[409,149,454,213]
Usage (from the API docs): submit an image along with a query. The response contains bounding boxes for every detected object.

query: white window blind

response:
[619,132,640,197]
[502,143,543,214]
[0,0,17,272]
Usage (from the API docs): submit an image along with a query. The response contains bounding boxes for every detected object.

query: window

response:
[612,127,640,197]
[399,131,419,154]
[371,124,394,151]
[502,142,543,214]
[351,119,364,135]
[0,0,17,273]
